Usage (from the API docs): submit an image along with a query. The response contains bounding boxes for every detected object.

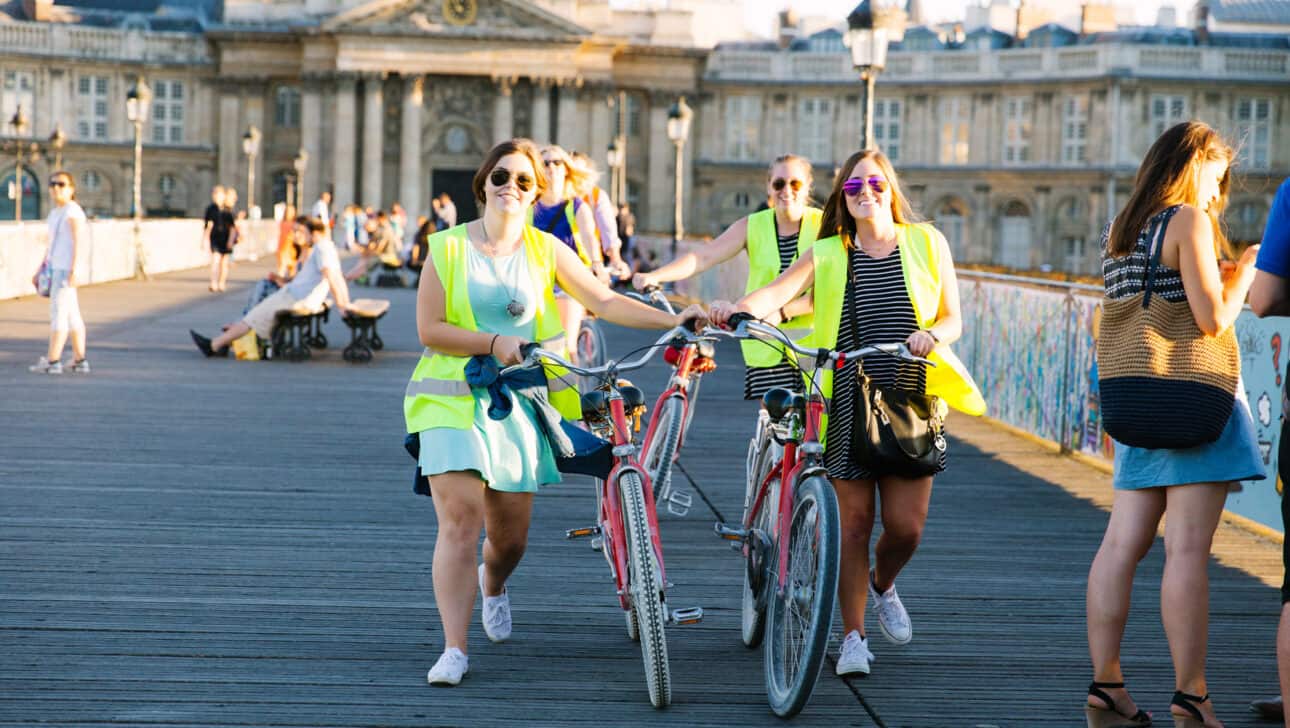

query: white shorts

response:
[242,286,301,338]
[49,269,84,332]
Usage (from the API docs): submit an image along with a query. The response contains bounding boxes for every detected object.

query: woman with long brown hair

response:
[708,149,984,677]
[1084,121,1264,728]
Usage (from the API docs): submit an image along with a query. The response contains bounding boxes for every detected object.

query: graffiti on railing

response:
[960,271,1288,535]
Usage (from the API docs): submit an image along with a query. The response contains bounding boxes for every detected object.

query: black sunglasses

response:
[771,178,804,192]
[489,168,535,193]
[49,180,68,188]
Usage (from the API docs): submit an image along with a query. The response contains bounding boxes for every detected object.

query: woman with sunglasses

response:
[708,149,984,678]
[533,144,607,355]
[635,153,823,401]
[29,171,90,375]
[407,138,706,688]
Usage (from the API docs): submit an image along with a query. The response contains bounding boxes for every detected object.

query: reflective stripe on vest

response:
[810,225,986,449]
[528,201,592,267]
[404,224,581,433]
[741,207,823,369]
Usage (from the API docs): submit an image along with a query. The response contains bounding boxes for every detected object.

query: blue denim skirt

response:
[1112,395,1267,490]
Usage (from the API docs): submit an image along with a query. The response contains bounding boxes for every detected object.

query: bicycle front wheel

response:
[575,318,606,392]
[620,470,671,708]
[741,427,779,648]
[763,475,840,718]
[641,396,684,505]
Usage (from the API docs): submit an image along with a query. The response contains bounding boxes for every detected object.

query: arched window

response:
[275,86,302,129]
[998,200,1032,269]
[934,197,969,259]
[0,166,40,221]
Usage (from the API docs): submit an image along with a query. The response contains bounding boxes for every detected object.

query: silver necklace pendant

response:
[506,300,526,318]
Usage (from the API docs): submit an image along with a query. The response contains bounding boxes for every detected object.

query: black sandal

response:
[1086,681,1153,727]
[1170,691,1211,728]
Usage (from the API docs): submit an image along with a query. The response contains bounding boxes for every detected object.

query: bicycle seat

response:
[619,385,646,411]
[580,390,609,422]
[761,388,803,421]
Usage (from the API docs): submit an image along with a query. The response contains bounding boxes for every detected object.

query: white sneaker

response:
[478,563,512,643]
[869,573,913,645]
[28,357,62,374]
[835,630,875,676]
[426,647,469,686]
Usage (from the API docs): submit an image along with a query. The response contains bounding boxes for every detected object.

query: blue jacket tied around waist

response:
[405,355,612,495]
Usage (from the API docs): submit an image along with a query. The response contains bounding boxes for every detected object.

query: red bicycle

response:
[626,286,717,517]
[506,326,706,708]
[710,313,933,717]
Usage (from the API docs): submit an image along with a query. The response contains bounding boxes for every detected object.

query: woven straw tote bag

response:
[1097,210,1238,449]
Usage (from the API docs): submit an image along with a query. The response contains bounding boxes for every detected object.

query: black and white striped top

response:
[824,243,930,481]
[744,229,806,400]
[1102,205,1187,304]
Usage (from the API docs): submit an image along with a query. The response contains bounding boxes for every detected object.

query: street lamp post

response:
[7,106,29,223]
[606,139,624,208]
[292,148,308,213]
[845,1,906,151]
[242,125,261,219]
[48,124,66,171]
[126,77,152,279]
[665,96,692,260]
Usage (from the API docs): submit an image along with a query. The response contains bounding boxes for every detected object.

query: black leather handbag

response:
[844,259,946,478]
[851,369,946,478]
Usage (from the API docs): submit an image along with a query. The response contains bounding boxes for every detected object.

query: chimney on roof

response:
[1194,0,1210,44]
[21,0,53,21]
[1079,2,1117,36]
[906,0,925,26]
[777,7,800,49]
[1157,4,1177,28]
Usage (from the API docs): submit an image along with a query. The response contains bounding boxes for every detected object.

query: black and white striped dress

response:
[823,243,942,481]
[743,229,808,400]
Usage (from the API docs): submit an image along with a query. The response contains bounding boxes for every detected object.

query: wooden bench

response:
[269,301,330,362]
[341,298,390,363]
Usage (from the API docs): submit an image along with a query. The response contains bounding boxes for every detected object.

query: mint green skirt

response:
[417,386,562,493]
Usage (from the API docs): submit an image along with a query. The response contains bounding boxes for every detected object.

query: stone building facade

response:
[1,0,1286,276]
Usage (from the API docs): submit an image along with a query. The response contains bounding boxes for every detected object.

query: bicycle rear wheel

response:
[620,470,671,708]
[763,475,839,718]
[641,396,684,505]
[740,427,779,648]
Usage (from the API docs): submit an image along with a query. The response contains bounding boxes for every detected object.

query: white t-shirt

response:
[286,237,342,306]
[46,201,86,271]
[311,199,331,229]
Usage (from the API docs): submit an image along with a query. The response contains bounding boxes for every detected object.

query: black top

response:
[205,203,234,244]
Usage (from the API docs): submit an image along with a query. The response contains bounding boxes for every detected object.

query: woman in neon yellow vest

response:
[709,149,985,679]
[534,144,608,356]
[635,153,822,401]
[410,139,705,687]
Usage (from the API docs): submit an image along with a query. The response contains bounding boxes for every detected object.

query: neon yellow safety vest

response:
[528,201,592,267]
[741,206,824,368]
[404,223,581,434]
[811,224,987,448]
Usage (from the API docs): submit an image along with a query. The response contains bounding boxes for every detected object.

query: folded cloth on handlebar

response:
[464,354,613,479]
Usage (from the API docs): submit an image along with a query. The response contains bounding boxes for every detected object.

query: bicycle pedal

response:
[589,535,603,552]
[713,522,747,541]
[665,489,692,517]
[670,607,703,625]
[566,526,602,539]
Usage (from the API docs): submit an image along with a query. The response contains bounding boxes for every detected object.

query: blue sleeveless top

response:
[532,197,583,254]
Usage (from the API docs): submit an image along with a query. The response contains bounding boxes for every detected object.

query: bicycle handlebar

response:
[624,288,677,316]
[704,315,935,369]
[502,324,711,381]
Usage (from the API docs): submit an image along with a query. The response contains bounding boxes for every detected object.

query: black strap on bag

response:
[845,247,945,478]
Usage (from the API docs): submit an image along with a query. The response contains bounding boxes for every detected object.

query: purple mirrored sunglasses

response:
[842,176,888,197]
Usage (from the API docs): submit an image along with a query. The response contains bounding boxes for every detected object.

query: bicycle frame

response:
[638,341,696,469]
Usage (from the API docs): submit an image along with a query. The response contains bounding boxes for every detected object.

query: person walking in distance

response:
[204,185,235,292]
[1243,175,1290,724]
[409,138,707,687]
[311,190,332,234]
[1085,122,1265,728]
[29,171,91,375]
[707,149,985,677]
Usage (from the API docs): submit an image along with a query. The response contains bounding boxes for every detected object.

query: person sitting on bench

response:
[345,210,399,282]
[190,216,353,357]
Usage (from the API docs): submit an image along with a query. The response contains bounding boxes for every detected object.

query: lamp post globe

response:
[666,96,692,258]
[845,1,905,150]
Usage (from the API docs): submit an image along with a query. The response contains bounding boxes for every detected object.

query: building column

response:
[361,74,384,207]
[1034,184,1051,268]
[588,87,611,174]
[399,75,424,224]
[492,77,513,144]
[531,79,551,145]
[555,80,582,151]
[973,183,992,264]
[300,78,322,206]
[645,93,671,233]
[217,87,240,188]
[332,74,357,207]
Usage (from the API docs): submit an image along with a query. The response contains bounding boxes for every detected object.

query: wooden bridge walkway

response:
[0,260,1282,727]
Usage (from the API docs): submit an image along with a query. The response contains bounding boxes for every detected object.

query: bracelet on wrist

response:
[489,333,500,356]
[924,329,940,343]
